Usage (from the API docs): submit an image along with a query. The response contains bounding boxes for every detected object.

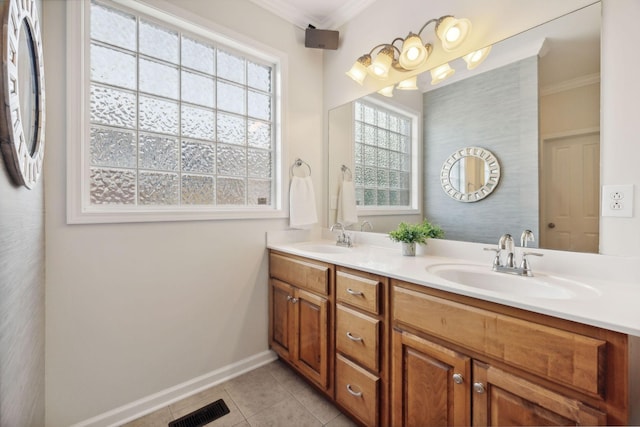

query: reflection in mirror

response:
[441,147,500,202]
[327,3,601,253]
[18,22,38,156]
[451,157,486,193]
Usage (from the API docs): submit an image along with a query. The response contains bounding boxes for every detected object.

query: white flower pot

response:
[401,242,416,256]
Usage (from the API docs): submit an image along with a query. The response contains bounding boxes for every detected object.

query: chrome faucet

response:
[521,229,534,247]
[484,230,543,276]
[499,233,515,268]
[330,222,352,247]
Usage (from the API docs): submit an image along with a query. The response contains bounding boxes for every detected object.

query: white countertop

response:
[267,229,640,337]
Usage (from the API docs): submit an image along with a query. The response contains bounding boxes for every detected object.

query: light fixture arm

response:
[367,43,401,57]
[415,18,440,38]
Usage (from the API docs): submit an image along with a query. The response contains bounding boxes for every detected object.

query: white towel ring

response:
[290,158,312,177]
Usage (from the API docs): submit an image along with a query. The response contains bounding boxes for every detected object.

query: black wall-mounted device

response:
[305,25,339,50]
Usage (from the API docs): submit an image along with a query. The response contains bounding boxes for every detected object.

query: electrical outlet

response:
[602,184,634,217]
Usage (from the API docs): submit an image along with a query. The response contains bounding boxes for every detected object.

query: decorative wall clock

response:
[0,0,45,189]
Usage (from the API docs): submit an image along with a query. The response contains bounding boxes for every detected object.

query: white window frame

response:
[354,96,421,216]
[66,0,288,224]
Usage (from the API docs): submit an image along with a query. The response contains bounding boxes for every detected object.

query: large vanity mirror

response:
[328,2,601,253]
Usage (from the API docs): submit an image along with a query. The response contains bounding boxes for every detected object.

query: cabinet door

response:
[472,361,606,426]
[269,279,294,359]
[392,330,471,427]
[293,288,329,389]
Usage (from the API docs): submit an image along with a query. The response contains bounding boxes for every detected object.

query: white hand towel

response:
[289,176,318,229]
[337,179,358,226]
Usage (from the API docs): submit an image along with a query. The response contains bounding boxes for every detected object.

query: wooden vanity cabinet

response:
[392,329,471,427]
[391,279,630,426]
[269,250,633,427]
[334,267,389,427]
[472,361,606,426]
[269,251,333,392]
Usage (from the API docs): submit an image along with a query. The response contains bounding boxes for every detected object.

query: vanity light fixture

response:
[396,75,419,90]
[377,85,395,97]
[430,62,455,84]
[368,45,396,79]
[345,54,371,85]
[345,15,490,96]
[346,14,472,86]
[463,45,492,70]
[435,16,472,51]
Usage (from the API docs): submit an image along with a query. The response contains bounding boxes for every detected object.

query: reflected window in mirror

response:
[353,98,419,212]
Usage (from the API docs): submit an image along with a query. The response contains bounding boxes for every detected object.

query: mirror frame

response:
[440,146,500,202]
[0,0,45,189]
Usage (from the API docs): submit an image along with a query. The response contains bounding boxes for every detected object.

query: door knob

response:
[548,222,556,229]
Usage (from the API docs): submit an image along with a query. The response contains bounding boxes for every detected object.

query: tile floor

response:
[122,359,358,427]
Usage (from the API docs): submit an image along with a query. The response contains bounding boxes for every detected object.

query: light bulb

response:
[378,85,394,97]
[368,46,394,79]
[346,55,372,85]
[406,46,420,61]
[430,63,455,84]
[436,16,471,52]
[399,34,431,71]
[463,46,491,70]
[396,76,418,90]
[445,26,461,42]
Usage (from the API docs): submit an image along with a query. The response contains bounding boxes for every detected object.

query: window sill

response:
[67,205,287,224]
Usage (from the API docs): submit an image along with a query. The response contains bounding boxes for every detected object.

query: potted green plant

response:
[388,220,445,256]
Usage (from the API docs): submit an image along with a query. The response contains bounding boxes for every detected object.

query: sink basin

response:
[426,263,600,300]
[294,242,352,254]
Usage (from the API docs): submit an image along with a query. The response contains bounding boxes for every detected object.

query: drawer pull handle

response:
[346,288,364,296]
[473,382,486,394]
[346,331,363,342]
[346,384,362,397]
[452,373,464,384]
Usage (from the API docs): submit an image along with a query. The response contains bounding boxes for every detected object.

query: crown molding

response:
[249,0,375,30]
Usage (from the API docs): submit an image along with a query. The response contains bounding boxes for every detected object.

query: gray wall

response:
[0,151,45,426]
[423,57,539,245]
[0,0,45,425]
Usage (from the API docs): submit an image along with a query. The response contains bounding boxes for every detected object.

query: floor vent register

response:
[168,399,230,427]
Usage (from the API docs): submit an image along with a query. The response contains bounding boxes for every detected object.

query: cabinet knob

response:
[346,384,363,397]
[346,331,363,342]
[452,373,464,384]
[287,295,298,303]
[473,382,486,394]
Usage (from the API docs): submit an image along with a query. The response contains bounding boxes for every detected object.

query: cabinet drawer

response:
[269,252,329,295]
[336,304,380,372]
[336,354,379,427]
[393,285,606,397]
[336,270,380,314]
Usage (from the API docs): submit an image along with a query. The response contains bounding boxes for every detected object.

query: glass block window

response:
[353,100,414,208]
[86,0,277,212]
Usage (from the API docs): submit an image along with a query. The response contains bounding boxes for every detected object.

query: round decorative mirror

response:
[0,0,45,189]
[440,147,500,202]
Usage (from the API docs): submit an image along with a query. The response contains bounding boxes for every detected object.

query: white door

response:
[540,132,600,253]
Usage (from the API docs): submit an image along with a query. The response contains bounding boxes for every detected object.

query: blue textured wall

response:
[423,57,539,246]
[0,0,45,425]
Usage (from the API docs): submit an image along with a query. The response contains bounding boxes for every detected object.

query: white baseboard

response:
[70,350,278,427]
